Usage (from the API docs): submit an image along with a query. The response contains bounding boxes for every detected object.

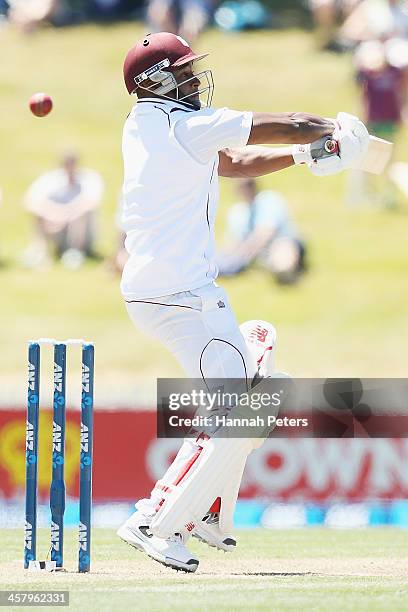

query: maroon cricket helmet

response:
[123,32,208,94]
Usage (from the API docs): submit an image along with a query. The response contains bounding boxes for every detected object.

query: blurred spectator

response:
[308,0,361,51]
[340,0,408,45]
[355,39,407,140]
[87,0,139,19]
[217,178,306,285]
[71,0,145,21]
[146,0,214,42]
[0,0,9,20]
[7,0,60,32]
[22,151,104,269]
[92,0,122,13]
[214,0,269,32]
[5,0,143,28]
[347,38,407,208]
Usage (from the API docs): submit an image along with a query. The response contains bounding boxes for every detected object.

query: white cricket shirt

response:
[120,97,252,299]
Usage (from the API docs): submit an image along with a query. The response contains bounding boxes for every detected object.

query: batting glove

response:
[332,112,369,168]
[308,112,369,176]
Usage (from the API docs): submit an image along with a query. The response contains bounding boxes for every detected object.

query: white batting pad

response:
[151,375,287,538]
[150,436,253,539]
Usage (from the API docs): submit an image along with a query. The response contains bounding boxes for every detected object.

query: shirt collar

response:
[136,95,196,112]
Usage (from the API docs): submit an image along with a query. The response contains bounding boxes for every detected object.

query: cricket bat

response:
[352,135,394,175]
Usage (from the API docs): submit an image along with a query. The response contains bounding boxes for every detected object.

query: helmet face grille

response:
[177,69,213,108]
[134,65,214,109]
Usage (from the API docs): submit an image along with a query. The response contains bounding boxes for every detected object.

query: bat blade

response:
[351,135,394,175]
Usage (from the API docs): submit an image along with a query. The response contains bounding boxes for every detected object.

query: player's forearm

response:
[219,146,294,178]
[248,112,335,145]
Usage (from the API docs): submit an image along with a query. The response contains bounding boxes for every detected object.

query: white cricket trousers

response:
[125,281,258,519]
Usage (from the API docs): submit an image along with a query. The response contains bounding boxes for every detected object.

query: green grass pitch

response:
[1,528,408,610]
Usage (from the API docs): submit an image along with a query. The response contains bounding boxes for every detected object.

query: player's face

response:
[171,62,201,108]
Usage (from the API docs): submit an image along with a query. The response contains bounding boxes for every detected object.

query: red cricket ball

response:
[29,92,53,117]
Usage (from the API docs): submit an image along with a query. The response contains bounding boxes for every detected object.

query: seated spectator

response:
[217,178,306,285]
[22,151,104,269]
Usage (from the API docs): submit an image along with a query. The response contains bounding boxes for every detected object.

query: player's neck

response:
[137,92,197,110]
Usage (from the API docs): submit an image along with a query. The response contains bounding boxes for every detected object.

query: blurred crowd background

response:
[3,0,408,44]
[2,0,408,41]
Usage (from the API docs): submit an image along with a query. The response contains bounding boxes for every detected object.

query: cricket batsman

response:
[116,32,369,572]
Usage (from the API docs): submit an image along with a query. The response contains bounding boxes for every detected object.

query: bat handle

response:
[324,139,339,155]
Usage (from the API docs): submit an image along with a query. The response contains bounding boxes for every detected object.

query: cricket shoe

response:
[117,516,199,573]
[193,511,236,552]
